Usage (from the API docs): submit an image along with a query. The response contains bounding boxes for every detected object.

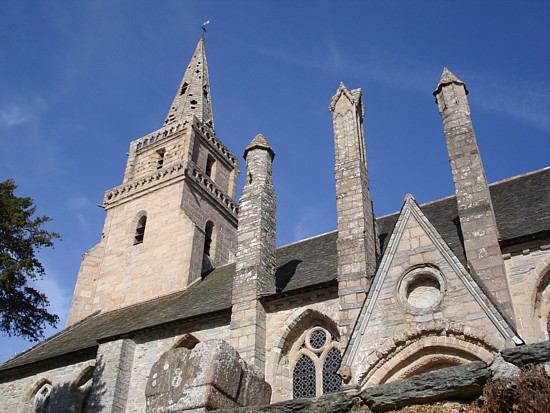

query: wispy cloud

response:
[0,105,33,128]
[32,271,72,328]
[328,40,345,73]
[66,196,92,231]
[293,209,323,241]
[474,81,550,133]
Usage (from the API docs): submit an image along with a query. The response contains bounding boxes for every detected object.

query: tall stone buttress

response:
[434,68,514,318]
[68,37,239,324]
[329,84,378,347]
[230,134,276,375]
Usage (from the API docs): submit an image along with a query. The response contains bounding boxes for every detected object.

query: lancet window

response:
[134,215,147,245]
[205,155,216,178]
[203,221,213,256]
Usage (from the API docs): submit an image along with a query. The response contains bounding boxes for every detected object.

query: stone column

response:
[230,134,276,375]
[86,338,135,413]
[329,84,378,347]
[434,68,514,319]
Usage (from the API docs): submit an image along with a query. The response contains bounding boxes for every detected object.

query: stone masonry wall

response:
[330,85,377,348]
[0,352,95,413]
[87,338,136,412]
[504,239,550,344]
[84,181,197,316]
[264,290,339,402]
[125,315,230,412]
[231,136,276,375]
[68,241,105,325]
[351,208,508,388]
[434,70,514,318]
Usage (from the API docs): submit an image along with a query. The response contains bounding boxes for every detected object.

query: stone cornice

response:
[192,118,238,167]
[134,120,190,152]
[186,165,238,220]
[103,159,238,221]
[103,161,187,208]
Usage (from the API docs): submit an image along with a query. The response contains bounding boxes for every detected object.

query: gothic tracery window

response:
[292,326,342,398]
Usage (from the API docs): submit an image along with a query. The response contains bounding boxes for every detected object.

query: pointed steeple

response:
[244,133,275,160]
[163,37,214,129]
[433,67,468,97]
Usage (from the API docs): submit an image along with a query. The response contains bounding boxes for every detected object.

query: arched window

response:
[134,215,147,245]
[32,382,52,413]
[203,221,213,257]
[537,270,550,340]
[292,326,342,398]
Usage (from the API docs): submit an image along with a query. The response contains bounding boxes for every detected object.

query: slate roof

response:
[1,167,548,372]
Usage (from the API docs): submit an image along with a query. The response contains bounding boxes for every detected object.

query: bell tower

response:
[68,37,239,325]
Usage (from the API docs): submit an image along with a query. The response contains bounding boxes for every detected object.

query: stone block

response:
[359,361,489,412]
[145,339,271,412]
[501,340,550,367]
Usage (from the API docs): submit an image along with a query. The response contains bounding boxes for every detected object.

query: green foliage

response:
[0,179,61,341]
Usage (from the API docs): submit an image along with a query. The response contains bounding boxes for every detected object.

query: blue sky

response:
[1,1,549,361]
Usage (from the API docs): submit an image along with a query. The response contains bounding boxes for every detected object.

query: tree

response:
[0,179,61,341]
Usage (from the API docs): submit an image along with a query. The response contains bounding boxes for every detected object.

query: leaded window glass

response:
[322,348,342,394]
[291,326,342,398]
[293,355,316,398]
[309,329,326,350]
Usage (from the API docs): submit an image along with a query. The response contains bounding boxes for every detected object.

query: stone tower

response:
[67,37,239,324]
[230,134,276,375]
[329,83,378,346]
[434,68,514,318]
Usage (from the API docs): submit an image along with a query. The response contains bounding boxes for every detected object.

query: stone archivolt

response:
[358,321,500,388]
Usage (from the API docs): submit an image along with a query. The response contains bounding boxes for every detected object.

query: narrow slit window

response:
[134,216,147,245]
[157,149,166,169]
[180,82,189,96]
[205,155,215,178]
[203,221,213,256]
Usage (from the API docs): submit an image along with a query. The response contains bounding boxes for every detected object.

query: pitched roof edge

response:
[276,229,338,250]
[375,166,550,221]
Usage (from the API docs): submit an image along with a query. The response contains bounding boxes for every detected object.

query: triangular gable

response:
[342,194,521,376]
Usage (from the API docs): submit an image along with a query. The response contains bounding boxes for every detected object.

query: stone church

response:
[1,36,549,412]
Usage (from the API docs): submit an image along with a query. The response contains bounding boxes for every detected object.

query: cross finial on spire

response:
[202,17,210,37]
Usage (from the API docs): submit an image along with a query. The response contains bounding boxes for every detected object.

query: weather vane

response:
[202,17,210,37]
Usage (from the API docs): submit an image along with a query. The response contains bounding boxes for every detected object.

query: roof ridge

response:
[489,166,550,186]
[276,229,338,250]
[375,167,550,221]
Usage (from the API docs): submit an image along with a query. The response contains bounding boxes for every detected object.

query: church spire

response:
[163,37,214,129]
